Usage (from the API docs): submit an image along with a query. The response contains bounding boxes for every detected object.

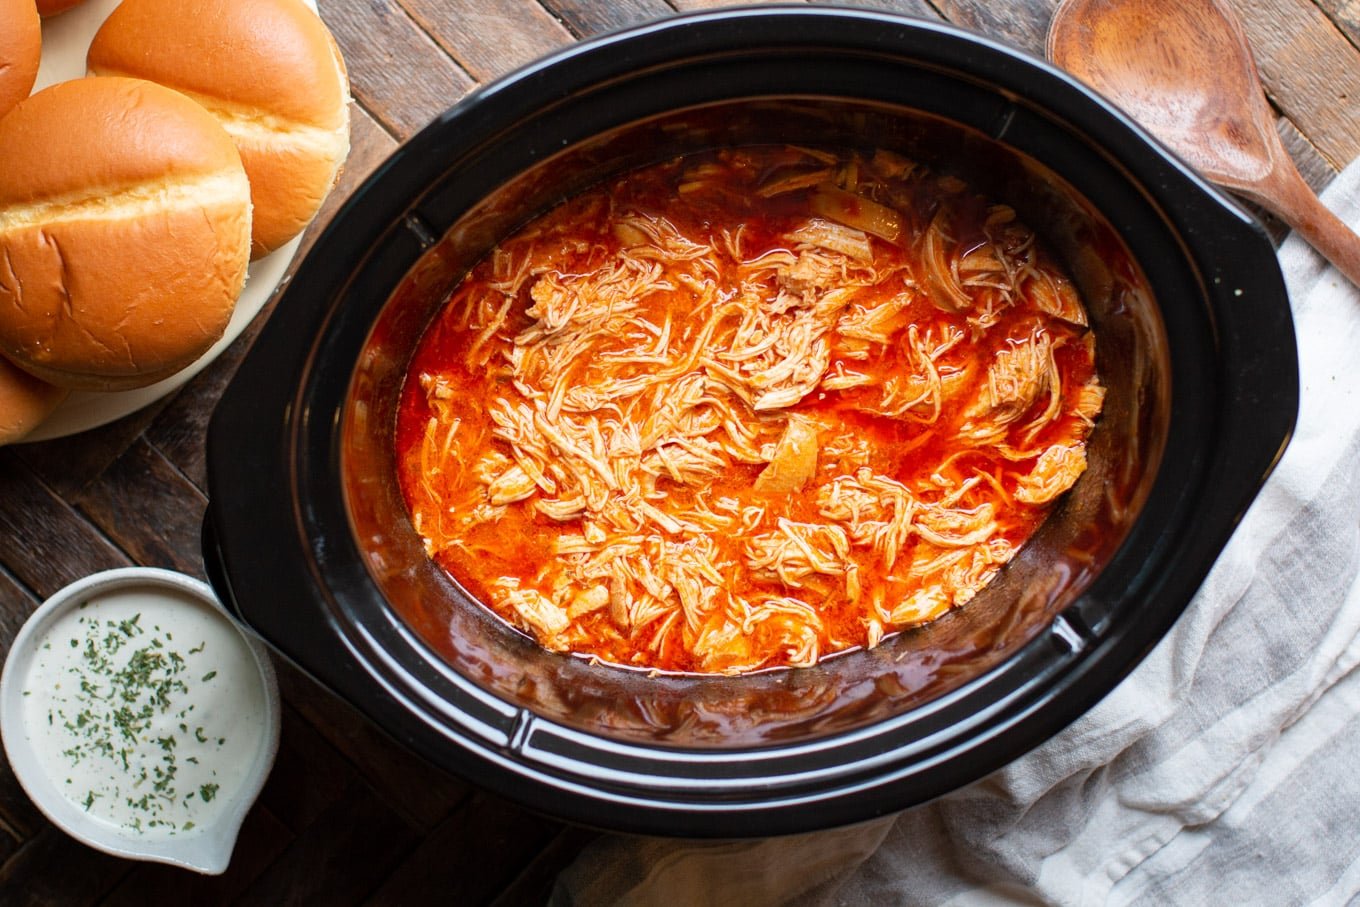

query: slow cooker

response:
[203,7,1298,836]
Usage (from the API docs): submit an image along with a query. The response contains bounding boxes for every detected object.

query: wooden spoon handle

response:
[1249,164,1360,287]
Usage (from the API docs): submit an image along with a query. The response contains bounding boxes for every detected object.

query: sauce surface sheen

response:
[395,146,1104,675]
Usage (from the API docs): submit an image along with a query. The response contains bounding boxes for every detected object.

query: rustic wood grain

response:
[1234,0,1360,167]
[257,704,360,835]
[1279,115,1341,193]
[1317,0,1360,45]
[0,758,45,850]
[71,440,208,577]
[275,662,472,833]
[833,0,942,18]
[400,0,574,82]
[670,0,806,9]
[317,0,477,140]
[538,0,673,37]
[1278,0,1360,176]
[0,571,33,869]
[671,0,938,10]
[0,828,19,889]
[0,569,38,866]
[0,567,36,654]
[930,0,1057,53]
[362,792,562,904]
[0,826,132,907]
[95,807,294,907]
[0,571,39,864]
[231,778,419,906]
[8,401,171,501]
[0,455,130,597]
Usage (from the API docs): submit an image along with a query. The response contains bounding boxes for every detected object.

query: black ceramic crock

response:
[203,7,1298,837]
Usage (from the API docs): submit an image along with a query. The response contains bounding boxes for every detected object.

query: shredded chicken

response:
[396,146,1104,674]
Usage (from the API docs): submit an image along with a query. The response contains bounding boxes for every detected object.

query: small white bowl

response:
[0,568,280,874]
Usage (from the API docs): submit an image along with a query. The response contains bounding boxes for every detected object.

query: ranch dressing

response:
[17,588,267,838]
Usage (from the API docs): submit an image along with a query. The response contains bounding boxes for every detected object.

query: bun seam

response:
[0,171,252,232]
[88,64,349,134]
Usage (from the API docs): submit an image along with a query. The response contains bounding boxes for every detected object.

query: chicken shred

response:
[396,146,1104,674]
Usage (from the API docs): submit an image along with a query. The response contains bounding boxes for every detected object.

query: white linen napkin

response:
[551,160,1360,906]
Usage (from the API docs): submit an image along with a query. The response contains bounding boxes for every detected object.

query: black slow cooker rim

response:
[204,7,1298,836]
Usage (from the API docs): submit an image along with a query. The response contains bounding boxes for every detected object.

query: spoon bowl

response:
[1049,0,1360,285]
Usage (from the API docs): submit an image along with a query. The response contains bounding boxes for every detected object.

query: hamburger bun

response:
[36,0,85,15]
[0,353,67,445]
[89,0,351,258]
[0,0,41,121]
[0,77,252,391]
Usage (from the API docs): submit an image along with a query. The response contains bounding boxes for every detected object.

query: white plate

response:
[19,0,310,442]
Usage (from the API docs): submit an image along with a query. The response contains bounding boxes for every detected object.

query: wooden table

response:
[2,0,1358,902]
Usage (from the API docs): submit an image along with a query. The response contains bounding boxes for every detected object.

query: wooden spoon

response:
[1048,0,1360,285]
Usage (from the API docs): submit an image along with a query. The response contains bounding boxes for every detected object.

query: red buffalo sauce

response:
[395,146,1103,674]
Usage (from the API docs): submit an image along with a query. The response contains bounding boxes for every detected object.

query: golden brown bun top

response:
[0,354,67,445]
[0,0,41,120]
[88,0,347,130]
[36,0,84,15]
[0,77,246,208]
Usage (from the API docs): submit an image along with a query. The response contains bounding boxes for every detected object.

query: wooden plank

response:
[7,400,171,500]
[400,0,574,82]
[610,0,951,12]
[928,0,1055,54]
[1279,115,1340,193]
[362,792,561,905]
[0,454,129,598]
[0,757,44,849]
[232,778,419,906]
[1317,0,1360,47]
[488,825,601,907]
[671,0,806,9]
[0,825,20,886]
[1232,0,1360,167]
[0,569,46,845]
[146,105,399,492]
[0,570,47,843]
[838,0,942,16]
[0,826,133,907]
[257,703,359,834]
[0,564,37,654]
[538,0,673,37]
[276,662,472,832]
[95,806,293,907]
[317,0,477,140]
[70,440,207,578]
